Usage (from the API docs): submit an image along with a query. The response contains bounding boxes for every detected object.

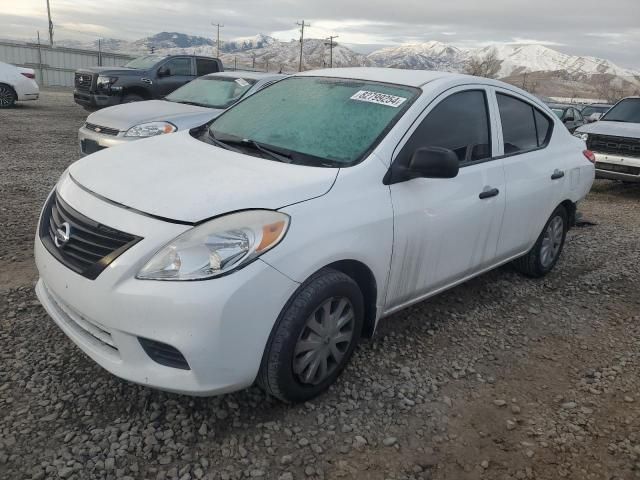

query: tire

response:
[513,205,568,278]
[122,94,144,104]
[0,84,16,108]
[258,268,364,403]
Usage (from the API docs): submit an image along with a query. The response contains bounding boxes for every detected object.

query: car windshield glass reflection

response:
[166,77,256,109]
[207,77,419,166]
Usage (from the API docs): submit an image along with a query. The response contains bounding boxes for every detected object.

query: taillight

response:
[583,150,596,164]
[21,72,35,79]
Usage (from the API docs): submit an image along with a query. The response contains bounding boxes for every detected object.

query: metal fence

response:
[0,41,134,87]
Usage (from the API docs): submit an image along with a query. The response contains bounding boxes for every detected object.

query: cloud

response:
[0,0,638,69]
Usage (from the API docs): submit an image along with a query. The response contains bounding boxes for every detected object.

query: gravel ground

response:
[1,90,639,480]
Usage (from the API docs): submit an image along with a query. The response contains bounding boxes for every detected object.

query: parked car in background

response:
[548,103,585,132]
[35,68,594,402]
[73,54,223,111]
[579,103,613,123]
[78,71,285,156]
[0,61,39,108]
[575,97,640,182]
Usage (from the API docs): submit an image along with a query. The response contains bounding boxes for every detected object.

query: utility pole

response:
[296,20,310,72]
[252,52,256,69]
[212,22,224,58]
[325,35,338,68]
[45,0,54,46]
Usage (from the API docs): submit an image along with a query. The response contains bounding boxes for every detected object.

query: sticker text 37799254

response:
[350,90,408,108]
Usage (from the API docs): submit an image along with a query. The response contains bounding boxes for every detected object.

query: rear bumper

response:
[73,90,121,109]
[594,152,640,182]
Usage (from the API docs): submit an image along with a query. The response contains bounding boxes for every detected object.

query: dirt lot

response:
[1,90,639,480]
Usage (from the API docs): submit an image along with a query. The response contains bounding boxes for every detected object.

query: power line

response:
[296,20,310,72]
[212,22,224,58]
[325,35,338,68]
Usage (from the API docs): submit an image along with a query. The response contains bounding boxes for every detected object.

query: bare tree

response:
[465,50,502,79]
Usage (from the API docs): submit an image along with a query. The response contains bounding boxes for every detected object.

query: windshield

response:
[582,106,610,116]
[207,76,419,166]
[602,98,640,123]
[166,76,257,108]
[551,108,565,118]
[124,55,167,70]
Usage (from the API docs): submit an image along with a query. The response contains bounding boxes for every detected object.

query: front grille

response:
[80,139,106,155]
[39,192,142,280]
[74,72,94,92]
[138,338,191,370]
[596,162,640,176]
[588,134,640,159]
[85,123,120,136]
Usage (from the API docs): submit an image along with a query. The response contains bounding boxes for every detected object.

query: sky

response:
[1,0,639,69]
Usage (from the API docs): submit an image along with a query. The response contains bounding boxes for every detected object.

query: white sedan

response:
[34,68,594,402]
[0,61,39,108]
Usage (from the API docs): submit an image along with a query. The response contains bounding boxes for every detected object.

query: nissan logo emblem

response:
[54,222,71,248]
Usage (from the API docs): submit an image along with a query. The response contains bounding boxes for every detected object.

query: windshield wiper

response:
[205,132,243,153]
[240,139,293,164]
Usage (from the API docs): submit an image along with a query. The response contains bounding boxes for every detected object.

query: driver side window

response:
[397,90,492,165]
[162,58,192,76]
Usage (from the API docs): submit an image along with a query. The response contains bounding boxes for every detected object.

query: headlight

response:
[96,76,117,88]
[574,132,588,142]
[124,122,177,137]
[137,210,290,281]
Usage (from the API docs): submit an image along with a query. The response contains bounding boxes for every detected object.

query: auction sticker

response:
[350,90,407,107]
[235,78,249,87]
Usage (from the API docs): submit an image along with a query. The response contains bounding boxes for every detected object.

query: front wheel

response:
[0,84,16,108]
[258,269,364,403]
[513,205,568,277]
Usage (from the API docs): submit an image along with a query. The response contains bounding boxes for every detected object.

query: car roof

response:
[295,67,456,87]
[203,71,286,81]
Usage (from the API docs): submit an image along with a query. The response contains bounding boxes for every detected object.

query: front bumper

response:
[78,126,138,156]
[73,90,121,109]
[34,177,299,396]
[594,152,640,182]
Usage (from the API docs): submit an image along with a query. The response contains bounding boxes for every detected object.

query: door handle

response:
[479,187,499,199]
[551,169,565,180]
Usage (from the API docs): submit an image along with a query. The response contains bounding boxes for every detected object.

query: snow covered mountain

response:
[368,41,468,72]
[368,41,639,79]
[57,32,638,81]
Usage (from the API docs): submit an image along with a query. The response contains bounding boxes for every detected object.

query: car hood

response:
[86,100,221,132]
[68,132,339,223]
[577,120,640,138]
[76,67,143,76]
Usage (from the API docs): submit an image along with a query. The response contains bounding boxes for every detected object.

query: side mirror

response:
[564,116,574,123]
[408,147,460,179]
[158,66,171,77]
[385,146,459,184]
[590,113,602,122]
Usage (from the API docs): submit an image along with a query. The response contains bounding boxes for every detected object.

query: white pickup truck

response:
[575,97,640,182]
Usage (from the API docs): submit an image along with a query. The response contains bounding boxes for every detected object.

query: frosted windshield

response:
[208,77,418,165]
[166,77,256,109]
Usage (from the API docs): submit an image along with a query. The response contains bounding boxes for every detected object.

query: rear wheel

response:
[513,205,568,277]
[0,84,16,108]
[258,269,364,402]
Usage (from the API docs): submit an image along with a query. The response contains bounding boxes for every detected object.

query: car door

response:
[492,89,564,260]
[156,57,195,96]
[385,87,506,310]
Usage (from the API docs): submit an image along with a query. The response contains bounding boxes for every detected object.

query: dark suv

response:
[73,54,224,110]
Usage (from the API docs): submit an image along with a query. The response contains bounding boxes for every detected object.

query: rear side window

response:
[196,59,219,76]
[398,90,492,164]
[497,94,552,155]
